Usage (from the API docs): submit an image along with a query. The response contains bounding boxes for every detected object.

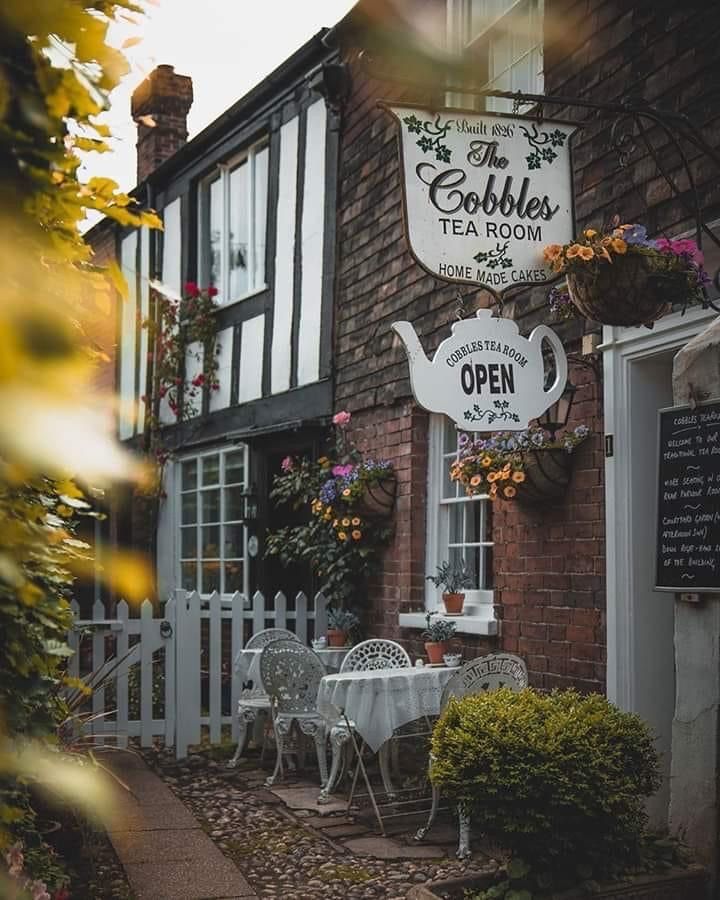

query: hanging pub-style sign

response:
[383,103,578,296]
[393,310,567,431]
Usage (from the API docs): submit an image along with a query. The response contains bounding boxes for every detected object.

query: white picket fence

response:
[68,589,328,758]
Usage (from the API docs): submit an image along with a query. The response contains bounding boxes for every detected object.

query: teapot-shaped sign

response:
[392,310,567,431]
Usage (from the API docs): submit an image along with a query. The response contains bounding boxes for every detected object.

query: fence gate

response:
[69,589,328,758]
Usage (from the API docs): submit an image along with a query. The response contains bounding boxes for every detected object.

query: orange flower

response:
[332,519,339,527]
[337,531,348,541]
[565,244,583,258]
[610,238,627,254]
[351,517,361,526]
[489,484,498,500]
[577,246,594,261]
[543,244,563,262]
[487,471,498,482]
[481,456,493,467]
[501,470,510,480]
[342,488,351,497]
[503,485,517,498]
[470,474,482,487]
[584,228,598,238]
[342,518,350,527]
[512,471,526,483]
[351,529,362,540]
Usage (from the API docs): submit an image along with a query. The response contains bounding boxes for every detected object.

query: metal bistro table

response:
[229,646,350,766]
[316,664,457,831]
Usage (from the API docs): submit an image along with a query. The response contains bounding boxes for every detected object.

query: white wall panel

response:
[271,115,299,394]
[159,199,182,424]
[297,99,327,387]
[119,232,137,440]
[238,315,264,403]
[209,326,234,412]
[137,227,151,434]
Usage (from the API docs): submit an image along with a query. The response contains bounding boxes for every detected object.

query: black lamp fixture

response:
[240,487,259,523]
[540,376,577,439]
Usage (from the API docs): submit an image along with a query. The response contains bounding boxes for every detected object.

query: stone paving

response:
[133,745,501,899]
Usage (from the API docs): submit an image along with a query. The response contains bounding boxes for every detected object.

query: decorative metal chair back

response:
[440,653,528,709]
[246,627,300,650]
[339,639,411,673]
[260,639,325,716]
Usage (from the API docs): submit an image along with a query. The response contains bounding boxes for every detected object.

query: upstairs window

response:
[463,0,544,113]
[198,140,269,304]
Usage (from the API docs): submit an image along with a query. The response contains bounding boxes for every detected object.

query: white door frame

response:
[601,305,717,708]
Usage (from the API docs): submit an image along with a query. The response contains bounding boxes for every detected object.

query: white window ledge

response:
[399,606,498,637]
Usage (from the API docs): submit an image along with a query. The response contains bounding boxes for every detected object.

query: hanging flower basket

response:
[450,426,590,505]
[354,475,397,519]
[544,223,709,328]
[517,447,576,504]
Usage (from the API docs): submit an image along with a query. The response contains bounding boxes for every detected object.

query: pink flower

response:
[191,374,206,387]
[207,286,219,297]
[30,881,51,900]
[184,281,200,297]
[281,456,294,472]
[332,464,354,477]
[332,410,351,427]
[5,843,23,877]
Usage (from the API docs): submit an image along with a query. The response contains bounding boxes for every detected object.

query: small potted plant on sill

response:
[422,612,457,665]
[426,560,473,615]
[327,608,359,648]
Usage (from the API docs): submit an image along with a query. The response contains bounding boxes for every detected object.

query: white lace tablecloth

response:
[316,666,457,752]
[234,647,349,694]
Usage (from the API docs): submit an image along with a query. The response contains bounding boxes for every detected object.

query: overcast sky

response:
[81,0,357,192]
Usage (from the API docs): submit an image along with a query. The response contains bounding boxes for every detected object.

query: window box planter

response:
[354,475,397,519]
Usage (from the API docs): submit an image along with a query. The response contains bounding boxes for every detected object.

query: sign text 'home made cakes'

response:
[384,104,577,296]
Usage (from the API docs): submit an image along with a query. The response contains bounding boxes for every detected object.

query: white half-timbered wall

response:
[117,95,332,441]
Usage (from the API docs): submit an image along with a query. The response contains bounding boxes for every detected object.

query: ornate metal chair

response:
[260,639,329,789]
[320,639,411,803]
[415,652,529,858]
[228,629,301,768]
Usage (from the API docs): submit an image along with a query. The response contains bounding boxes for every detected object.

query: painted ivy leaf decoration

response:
[463,402,521,424]
[474,241,513,271]
[521,123,567,169]
[403,113,453,162]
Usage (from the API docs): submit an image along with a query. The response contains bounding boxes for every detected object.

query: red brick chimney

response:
[131,65,193,183]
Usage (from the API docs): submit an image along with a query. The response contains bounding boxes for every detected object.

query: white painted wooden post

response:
[91,599,105,742]
[116,600,129,749]
[230,592,244,741]
[295,592,308,644]
[274,592,287,630]
[68,600,80,680]
[208,591,222,744]
[175,590,202,758]
[253,591,265,635]
[140,599,154,747]
[164,596,176,747]
[314,592,328,639]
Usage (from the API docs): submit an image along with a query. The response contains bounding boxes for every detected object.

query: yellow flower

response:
[610,238,627,254]
[351,517,361,526]
[342,518,351,527]
[351,529,362,540]
[342,488,351,497]
[481,456,492,468]
[503,485,517,498]
[318,456,330,466]
[323,512,332,520]
[577,246,594,261]
[470,474,482,487]
[512,471,526,483]
[543,244,563,262]
[337,531,348,541]
[565,244,583,259]
[584,228,598,238]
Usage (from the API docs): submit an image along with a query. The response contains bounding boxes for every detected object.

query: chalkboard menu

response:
[656,400,720,592]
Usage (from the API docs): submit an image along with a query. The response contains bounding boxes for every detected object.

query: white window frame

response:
[446,0,544,112]
[176,444,250,597]
[425,414,494,611]
[197,138,269,306]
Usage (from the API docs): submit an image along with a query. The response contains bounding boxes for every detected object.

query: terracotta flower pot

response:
[442,592,465,615]
[327,628,348,648]
[425,641,449,664]
[566,254,684,327]
[355,476,397,519]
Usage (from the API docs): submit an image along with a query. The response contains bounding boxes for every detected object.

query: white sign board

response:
[392,311,567,431]
[384,104,577,296]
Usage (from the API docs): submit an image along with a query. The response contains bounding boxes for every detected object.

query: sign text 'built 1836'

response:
[656,401,720,592]
[384,104,578,296]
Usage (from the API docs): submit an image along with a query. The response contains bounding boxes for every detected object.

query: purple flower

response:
[280,456,294,472]
[332,464,354,478]
[320,480,337,504]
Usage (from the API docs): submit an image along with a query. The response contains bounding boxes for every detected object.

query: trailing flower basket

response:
[566,254,682,327]
[354,475,397,519]
[517,447,576,504]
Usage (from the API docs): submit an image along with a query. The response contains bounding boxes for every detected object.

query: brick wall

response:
[335,0,720,690]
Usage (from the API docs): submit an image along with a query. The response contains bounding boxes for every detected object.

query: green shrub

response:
[431,688,661,877]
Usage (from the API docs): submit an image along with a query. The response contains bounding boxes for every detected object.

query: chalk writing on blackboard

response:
[656,402,720,592]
